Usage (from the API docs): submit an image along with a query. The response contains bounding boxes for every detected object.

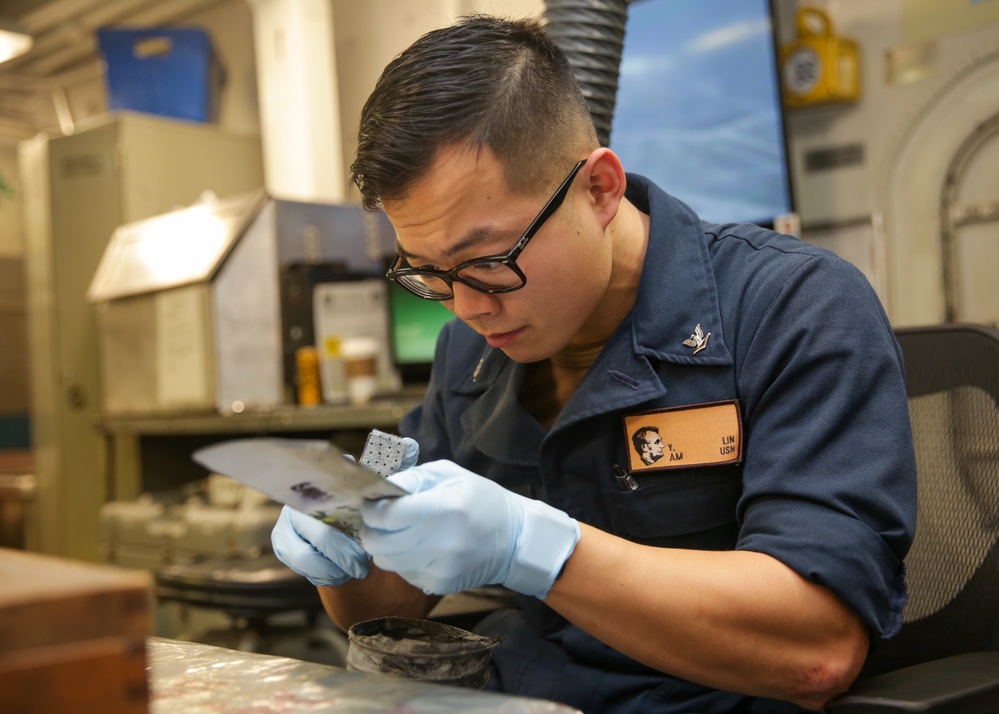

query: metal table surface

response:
[147,637,581,713]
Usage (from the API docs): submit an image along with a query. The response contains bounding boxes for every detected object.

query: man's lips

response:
[484,327,525,348]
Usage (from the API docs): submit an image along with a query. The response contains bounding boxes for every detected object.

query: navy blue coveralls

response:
[399,174,918,713]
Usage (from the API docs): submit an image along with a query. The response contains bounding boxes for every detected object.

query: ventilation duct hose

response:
[543,0,631,147]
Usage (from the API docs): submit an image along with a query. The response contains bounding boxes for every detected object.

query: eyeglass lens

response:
[397,260,522,298]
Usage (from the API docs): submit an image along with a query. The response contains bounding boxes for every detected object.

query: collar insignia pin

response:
[683,324,710,355]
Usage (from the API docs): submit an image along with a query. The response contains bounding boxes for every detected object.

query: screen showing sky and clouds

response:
[610,0,792,225]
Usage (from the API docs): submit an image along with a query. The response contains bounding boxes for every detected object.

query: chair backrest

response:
[860,324,999,678]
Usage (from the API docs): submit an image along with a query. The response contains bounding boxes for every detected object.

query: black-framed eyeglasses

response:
[386,160,586,301]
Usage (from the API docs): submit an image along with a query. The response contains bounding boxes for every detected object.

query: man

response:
[272,15,916,713]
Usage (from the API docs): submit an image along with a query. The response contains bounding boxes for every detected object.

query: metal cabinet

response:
[20,112,264,560]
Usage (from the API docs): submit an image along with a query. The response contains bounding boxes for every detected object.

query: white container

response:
[88,191,283,415]
[342,336,381,405]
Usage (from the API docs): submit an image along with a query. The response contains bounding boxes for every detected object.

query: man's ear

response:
[583,148,627,231]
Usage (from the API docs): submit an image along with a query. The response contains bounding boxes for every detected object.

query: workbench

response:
[148,637,580,713]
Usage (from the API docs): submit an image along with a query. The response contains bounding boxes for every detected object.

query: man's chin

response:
[502,348,548,364]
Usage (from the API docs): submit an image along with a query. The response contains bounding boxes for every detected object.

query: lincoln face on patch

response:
[632,425,665,466]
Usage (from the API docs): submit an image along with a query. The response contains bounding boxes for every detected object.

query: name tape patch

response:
[622,400,743,473]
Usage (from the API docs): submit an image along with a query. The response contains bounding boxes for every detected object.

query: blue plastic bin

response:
[97,27,225,123]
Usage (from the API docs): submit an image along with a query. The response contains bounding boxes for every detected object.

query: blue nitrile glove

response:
[360,460,580,598]
[272,505,370,586]
[271,437,420,587]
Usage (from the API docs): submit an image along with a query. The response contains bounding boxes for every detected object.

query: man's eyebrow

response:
[397,225,509,262]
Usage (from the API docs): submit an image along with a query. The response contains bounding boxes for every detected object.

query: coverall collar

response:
[624,173,732,367]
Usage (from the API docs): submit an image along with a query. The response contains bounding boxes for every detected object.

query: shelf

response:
[97,394,425,436]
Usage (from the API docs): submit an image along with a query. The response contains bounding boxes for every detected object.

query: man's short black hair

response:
[351,15,598,211]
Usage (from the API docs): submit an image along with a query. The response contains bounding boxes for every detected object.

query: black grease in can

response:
[346,617,504,689]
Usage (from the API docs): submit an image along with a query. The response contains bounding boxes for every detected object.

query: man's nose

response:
[449,281,499,322]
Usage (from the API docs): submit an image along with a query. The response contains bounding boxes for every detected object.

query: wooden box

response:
[0,548,152,713]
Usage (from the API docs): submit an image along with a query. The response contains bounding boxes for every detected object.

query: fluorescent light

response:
[0,20,32,65]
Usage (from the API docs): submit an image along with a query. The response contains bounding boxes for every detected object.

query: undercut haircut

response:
[350,15,599,211]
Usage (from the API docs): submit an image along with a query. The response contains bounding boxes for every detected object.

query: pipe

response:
[543,0,631,147]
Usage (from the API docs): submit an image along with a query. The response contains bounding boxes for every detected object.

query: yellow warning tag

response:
[622,400,742,473]
[323,335,343,358]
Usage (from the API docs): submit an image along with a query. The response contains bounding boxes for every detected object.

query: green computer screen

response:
[388,282,454,368]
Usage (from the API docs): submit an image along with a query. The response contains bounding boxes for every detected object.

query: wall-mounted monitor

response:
[610,0,794,226]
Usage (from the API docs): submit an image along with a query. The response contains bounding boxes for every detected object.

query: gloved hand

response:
[271,436,420,587]
[361,460,580,598]
[272,505,370,586]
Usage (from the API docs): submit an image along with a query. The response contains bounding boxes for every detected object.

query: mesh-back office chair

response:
[827,324,999,713]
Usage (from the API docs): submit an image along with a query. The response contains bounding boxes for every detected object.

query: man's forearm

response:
[318,564,441,632]
[544,524,869,710]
